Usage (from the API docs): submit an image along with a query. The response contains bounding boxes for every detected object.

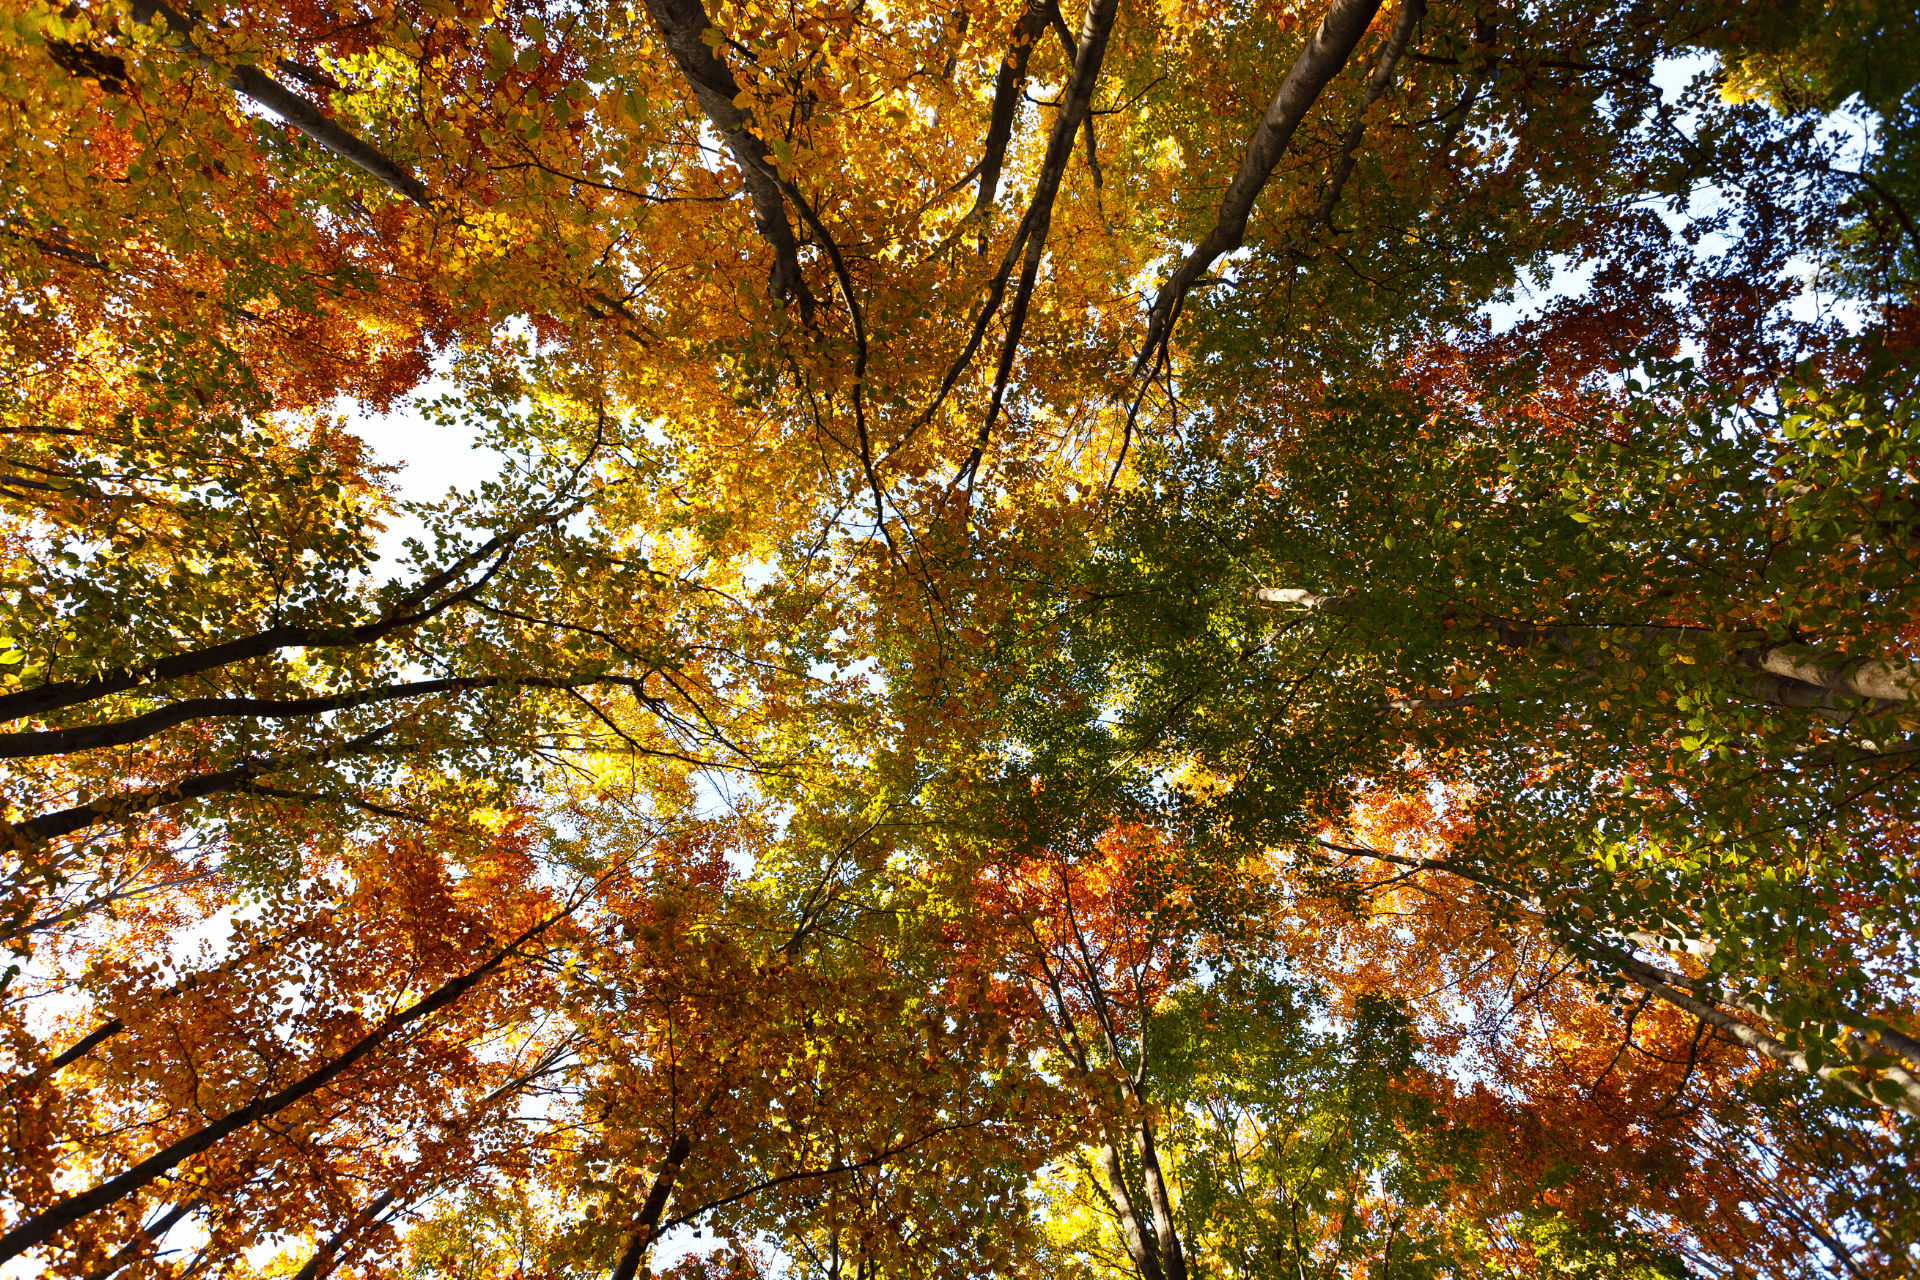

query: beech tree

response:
[2,0,1916,1272]
[1064,350,1920,1118]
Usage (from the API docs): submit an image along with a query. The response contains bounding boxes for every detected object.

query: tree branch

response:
[965,0,1056,231]
[1254,586,1918,705]
[81,1198,198,1280]
[0,902,580,1265]
[1319,839,1920,1117]
[128,0,433,207]
[14,724,402,845]
[1309,0,1424,231]
[0,523,533,726]
[0,673,665,760]
[640,0,816,319]
[957,0,1123,488]
[1136,0,1386,371]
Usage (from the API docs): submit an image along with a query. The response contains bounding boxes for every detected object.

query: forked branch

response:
[968,0,1057,228]
[957,0,1123,486]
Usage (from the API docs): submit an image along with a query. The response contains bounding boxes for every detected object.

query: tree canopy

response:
[1,0,1917,1274]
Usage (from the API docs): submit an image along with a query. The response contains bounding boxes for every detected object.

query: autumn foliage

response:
[2,0,1917,1274]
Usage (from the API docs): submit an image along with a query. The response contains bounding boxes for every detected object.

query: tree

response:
[1068,347,1920,1117]
[5,0,1917,1271]
[4,804,580,1275]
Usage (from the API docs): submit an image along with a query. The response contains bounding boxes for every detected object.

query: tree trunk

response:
[1097,1141,1166,1280]
[289,1192,394,1280]
[609,1133,695,1280]
[1135,1121,1189,1280]
[1254,586,1916,707]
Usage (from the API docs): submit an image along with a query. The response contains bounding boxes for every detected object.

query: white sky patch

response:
[1484,52,1886,348]
[346,379,508,568]
[1482,253,1599,335]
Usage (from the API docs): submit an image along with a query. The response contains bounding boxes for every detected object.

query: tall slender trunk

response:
[1097,1142,1166,1280]
[1135,1120,1188,1280]
[290,1043,576,1280]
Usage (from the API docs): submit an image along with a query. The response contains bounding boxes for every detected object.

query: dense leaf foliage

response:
[1,0,1917,1274]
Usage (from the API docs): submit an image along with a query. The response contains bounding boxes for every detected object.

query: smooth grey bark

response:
[1137,0,1386,368]
[1045,891,1189,1280]
[1602,945,1920,1118]
[1136,1124,1189,1280]
[1748,648,1917,704]
[38,1019,125,1076]
[1098,1141,1167,1280]
[290,1192,395,1280]
[1253,586,1917,708]
[1024,930,1170,1280]
[1623,929,1920,1072]
[640,0,816,318]
[128,0,433,207]
[0,667,673,762]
